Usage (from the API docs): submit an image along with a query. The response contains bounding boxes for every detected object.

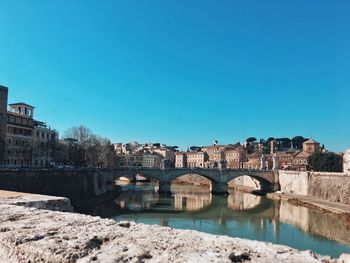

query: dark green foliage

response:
[308,152,343,172]
[246,137,257,143]
[190,146,201,152]
[291,136,307,149]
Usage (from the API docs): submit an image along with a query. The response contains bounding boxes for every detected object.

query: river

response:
[77,182,350,258]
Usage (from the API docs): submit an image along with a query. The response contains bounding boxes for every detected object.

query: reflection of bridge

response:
[111,191,278,224]
[113,168,280,195]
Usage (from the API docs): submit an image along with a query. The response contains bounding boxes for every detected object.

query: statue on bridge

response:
[160,159,173,169]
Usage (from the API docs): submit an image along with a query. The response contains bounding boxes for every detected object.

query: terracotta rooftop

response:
[303,139,319,144]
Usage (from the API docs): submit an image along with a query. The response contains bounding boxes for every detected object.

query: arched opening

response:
[228,176,261,192]
[172,174,211,188]
[114,176,134,186]
[227,174,273,194]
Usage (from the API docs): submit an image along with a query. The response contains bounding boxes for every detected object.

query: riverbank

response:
[1,191,347,262]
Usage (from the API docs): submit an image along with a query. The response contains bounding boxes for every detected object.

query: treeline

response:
[308,152,343,172]
[54,125,117,168]
[245,136,313,149]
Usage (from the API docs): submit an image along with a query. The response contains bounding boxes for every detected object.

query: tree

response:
[64,125,93,147]
[276,138,291,149]
[62,125,117,168]
[246,137,257,143]
[308,152,343,172]
[190,146,201,152]
[292,136,306,149]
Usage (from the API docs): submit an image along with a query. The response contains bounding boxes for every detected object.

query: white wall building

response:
[142,153,162,168]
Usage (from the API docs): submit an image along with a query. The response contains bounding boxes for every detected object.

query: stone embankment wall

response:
[278,171,309,195]
[278,171,350,205]
[308,173,350,205]
[0,169,120,207]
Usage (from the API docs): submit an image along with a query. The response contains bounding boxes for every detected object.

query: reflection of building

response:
[174,194,212,211]
[227,192,261,210]
[293,139,320,171]
[0,86,58,167]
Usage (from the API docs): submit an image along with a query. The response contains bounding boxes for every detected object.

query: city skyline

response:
[1,1,349,152]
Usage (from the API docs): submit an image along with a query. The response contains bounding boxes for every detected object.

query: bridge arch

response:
[113,168,279,195]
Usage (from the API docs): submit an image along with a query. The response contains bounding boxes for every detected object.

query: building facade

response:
[292,139,321,171]
[224,148,247,169]
[152,148,175,164]
[344,149,350,176]
[0,86,8,165]
[0,86,58,168]
[142,153,162,168]
[175,152,187,168]
[186,152,208,168]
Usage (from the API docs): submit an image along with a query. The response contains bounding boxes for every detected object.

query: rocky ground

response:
[0,196,346,263]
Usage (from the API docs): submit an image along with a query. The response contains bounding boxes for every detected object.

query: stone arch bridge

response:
[112,168,280,195]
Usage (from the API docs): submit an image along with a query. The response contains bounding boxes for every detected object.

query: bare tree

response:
[61,125,117,168]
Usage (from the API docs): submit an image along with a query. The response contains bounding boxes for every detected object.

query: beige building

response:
[113,143,123,155]
[274,151,294,170]
[118,153,143,168]
[293,139,320,171]
[186,152,208,168]
[175,152,187,168]
[225,148,247,169]
[202,145,228,162]
[152,148,175,164]
[1,90,58,168]
[343,149,350,175]
[142,153,162,168]
[243,154,261,170]
[31,122,58,167]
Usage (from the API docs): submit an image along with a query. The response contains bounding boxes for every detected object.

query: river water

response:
[78,182,350,258]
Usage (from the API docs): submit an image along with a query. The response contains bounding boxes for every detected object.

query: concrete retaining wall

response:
[0,169,120,207]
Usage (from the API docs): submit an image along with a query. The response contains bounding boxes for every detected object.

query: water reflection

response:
[76,182,350,258]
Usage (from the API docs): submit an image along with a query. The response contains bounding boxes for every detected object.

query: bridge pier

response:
[158,181,172,195]
[260,181,280,193]
[210,182,229,195]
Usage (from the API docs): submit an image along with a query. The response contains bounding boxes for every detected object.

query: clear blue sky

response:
[0,1,349,151]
